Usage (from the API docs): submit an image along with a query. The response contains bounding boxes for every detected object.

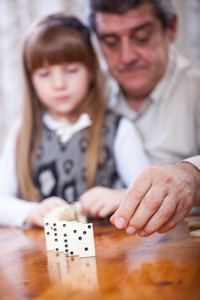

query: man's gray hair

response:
[89,0,175,31]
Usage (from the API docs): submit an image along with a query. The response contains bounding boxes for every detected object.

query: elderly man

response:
[81,0,200,236]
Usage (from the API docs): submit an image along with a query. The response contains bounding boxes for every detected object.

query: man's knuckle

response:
[143,165,158,176]
[145,197,161,210]
[160,206,174,220]
[126,187,143,201]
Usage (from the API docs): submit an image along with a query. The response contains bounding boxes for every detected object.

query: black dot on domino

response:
[70,251,74,255]
[83,231,87,235]
[85,247,88,251]
[55,248,59,252]
[88,225,91,229]
[63,224,66,227]
[65,249,68,253]
[78,237,82,240]
[46,223,49,226]
[47,232,50,235]
[73,230,77,233]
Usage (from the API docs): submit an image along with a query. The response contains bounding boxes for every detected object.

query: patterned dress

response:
[33,111,124,203]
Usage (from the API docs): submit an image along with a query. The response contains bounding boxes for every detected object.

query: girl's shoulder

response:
[104,108,121,122]
[104,109,135,130]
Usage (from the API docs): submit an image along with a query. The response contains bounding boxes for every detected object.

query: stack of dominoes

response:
[44,202,87,223]
[184,215,200,237]
[44,203,96,257]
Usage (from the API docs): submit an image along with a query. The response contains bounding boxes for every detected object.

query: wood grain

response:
[0,217,200,300]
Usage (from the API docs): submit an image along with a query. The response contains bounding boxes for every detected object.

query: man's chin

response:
[121,83,151,100]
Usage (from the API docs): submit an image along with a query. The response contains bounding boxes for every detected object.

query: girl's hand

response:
[24,197,67,228]
[79,187,126,218]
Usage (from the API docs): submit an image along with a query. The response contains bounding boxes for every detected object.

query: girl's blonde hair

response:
[16,13,106,202]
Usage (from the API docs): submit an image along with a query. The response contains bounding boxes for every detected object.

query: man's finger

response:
[111,171,152,229]
[136,194,178,236]
[157,202,191,233]
[126,184,168,233]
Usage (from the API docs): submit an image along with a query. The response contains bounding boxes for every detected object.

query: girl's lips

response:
[55,95,69,102]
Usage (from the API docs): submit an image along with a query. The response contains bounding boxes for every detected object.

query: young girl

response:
[0,13,150,227]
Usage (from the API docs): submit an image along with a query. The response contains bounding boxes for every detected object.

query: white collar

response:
[42,113,70,130]
[42,113,92,143]
[150,49,177,103]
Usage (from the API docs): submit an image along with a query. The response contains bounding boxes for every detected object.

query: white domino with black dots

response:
[44,218,58,251]
[44,220,95,257]
[77,223,96,257]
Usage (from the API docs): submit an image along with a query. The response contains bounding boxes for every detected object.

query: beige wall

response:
[173,0,189,58]
[173,0,200,60]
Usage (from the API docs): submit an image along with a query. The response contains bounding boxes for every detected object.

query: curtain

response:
[0,0,88,151]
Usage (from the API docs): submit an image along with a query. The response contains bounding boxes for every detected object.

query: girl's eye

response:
[65,65,79,73]
[38,69,50,77]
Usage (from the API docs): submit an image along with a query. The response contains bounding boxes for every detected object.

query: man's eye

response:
[102,37,119,48]
[132,30,152,45]
[135,36,150,44]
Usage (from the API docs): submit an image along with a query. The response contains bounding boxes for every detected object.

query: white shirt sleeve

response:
[114,117,151,187]
[0,122,38,227]
[184,155,200,170]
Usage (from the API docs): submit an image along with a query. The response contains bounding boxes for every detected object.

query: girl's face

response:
[31,62,91,122]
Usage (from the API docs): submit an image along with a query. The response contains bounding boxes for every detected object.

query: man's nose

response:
[120,38,138,65]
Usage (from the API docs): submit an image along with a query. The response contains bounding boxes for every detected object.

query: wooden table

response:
[0,218,200,300]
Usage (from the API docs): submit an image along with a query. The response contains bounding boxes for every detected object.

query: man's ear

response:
[168,14,178,43]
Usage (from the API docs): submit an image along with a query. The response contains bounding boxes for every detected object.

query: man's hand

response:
[24,197,67,228]
[80,187,126,218]
[110,163,200,236]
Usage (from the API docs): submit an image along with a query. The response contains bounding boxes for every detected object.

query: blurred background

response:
[0,0,200,152]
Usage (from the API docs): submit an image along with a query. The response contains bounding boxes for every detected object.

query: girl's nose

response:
[52,69,66,90]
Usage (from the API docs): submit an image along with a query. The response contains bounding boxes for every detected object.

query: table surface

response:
[0,217,200,300]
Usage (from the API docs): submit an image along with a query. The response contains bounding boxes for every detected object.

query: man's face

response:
[95,3,176,100]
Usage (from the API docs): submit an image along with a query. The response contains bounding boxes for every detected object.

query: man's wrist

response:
[179,161,200,207]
